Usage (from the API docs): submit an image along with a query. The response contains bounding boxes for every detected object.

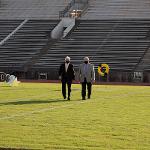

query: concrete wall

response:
[51,18,75,39]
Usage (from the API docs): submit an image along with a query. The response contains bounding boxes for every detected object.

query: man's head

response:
[65,56,70,64]
[84,57,89,64]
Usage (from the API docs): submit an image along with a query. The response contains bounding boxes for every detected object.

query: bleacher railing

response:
[59,0,89,18]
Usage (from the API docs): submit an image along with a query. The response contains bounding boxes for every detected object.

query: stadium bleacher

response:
[32,20,150,72]
[0,0,71,19]
[135,47,150,71]
[83,0,150,19]
[0,20,23,41]
[0,0,150,81]
[0,20,58,70]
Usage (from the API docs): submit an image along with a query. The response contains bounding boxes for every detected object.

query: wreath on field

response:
[98,64,110,76]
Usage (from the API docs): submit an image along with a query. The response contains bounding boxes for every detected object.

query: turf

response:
[0,82,150,150]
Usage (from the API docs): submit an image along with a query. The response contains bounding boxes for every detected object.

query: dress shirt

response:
[65,63,69,72]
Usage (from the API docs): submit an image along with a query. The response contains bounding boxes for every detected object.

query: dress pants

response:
[62,79,72,98]
[82,78,92,98]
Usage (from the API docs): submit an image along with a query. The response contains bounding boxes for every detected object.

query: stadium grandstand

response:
[0,0,150,82]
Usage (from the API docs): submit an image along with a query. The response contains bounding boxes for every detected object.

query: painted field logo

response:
[0,72,6,82]
[0,72,20,86]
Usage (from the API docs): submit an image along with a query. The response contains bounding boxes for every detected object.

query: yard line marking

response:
[0,93,51,102]
[1,90,149,120]
[0,101,87,120]
[1,87,149,120]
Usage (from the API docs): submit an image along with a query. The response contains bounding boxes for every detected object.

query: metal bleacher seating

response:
[135,48,150,71]
[0,0,73,71]
[32,20,150,72]
[0,0,71,19]
[0,20,23,41]
[0,20,58,70]
[83,0,150,19]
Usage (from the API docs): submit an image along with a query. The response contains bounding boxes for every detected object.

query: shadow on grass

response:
[53,88,80,91]
[0,148,36,150]
[0,99,68,106]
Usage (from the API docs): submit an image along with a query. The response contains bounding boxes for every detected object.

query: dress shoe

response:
[88,96,90,99]
[82,97,86,100]
[67,97,70,100]
[64,96,66,99]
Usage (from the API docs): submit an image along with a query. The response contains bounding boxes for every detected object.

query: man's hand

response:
[92,80,95,84]
[59,76,61,80]
[76,80,80,84]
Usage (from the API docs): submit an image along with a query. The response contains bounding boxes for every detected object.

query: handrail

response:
[0,19,28,46]
[59,0,75,18]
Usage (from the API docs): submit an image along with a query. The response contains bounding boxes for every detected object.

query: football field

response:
[0,82,150,150]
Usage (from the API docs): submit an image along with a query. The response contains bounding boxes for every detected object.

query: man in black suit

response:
[59,56,75,100]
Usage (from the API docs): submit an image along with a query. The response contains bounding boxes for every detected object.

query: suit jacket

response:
[59,63,75,81]
[79,63,95,82]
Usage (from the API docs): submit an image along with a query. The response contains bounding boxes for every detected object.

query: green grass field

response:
[0,82,150,150]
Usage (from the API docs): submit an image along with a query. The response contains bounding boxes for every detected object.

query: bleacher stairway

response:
[134,47,150,72]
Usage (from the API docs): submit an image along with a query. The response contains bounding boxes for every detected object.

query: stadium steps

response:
[134,46,150,71]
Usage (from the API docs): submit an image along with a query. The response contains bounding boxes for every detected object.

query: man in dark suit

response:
[79,57,95,100]
[59,56,75,100]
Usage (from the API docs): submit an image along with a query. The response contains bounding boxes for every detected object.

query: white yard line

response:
[0,86,149,121]
[0,91,149,121]
[0,93,50,102]
[0,101,86,121]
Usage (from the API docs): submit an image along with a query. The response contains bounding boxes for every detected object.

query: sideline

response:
[20,80,150,86]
